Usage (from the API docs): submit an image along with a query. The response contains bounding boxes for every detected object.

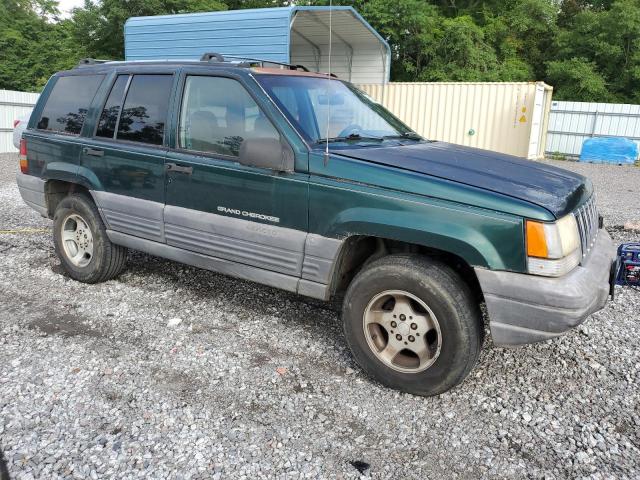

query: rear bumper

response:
[16,172,47,217]
[475,230,616,346]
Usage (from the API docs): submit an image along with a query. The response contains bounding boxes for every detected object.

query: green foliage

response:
[70,0,227,60]
[547,58,612,102]
[552,0,640,102]
[3,0,640,104]
[551,151,567,161]
[0,0,79,91]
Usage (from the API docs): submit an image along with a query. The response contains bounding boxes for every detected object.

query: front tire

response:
[342,254,483,396]
[53,194,127,283]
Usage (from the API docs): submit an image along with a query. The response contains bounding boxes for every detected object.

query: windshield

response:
[255,75,419,145]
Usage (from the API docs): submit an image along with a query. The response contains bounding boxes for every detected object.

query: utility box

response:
[125,6,390,84]
[358,82,553,159]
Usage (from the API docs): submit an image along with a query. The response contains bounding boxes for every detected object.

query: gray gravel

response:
[1,152,639,479]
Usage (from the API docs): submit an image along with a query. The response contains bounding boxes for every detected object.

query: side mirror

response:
[238,137,295,172]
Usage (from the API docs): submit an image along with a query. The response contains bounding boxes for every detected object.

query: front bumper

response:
[475,230,616,346]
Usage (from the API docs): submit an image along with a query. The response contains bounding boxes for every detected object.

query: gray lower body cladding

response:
[107,230,336,300]
[475,230,616,346]
[15,181,343,300]
[91,192,342,300]
[16,172,47,217]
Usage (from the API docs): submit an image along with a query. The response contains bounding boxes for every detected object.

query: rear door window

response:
[37,75,104,135]
[116,75,173,145]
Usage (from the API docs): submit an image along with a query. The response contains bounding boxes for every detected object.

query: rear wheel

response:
[53,194,127,283]
[342,254,483,396]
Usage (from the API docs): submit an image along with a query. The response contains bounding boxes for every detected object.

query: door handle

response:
[165,162,193,175]
[83,147,104,157]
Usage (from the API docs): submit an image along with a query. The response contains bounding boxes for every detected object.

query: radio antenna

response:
[324,0,333,165]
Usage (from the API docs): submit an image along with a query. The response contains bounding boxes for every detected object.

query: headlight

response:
[526,214,581,277]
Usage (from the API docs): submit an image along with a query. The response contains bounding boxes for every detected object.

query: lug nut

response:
[408,335,415,342]
[395,334,402,341]
[399,314,406,321]
[391,321,397,328]
[411,323,417,330]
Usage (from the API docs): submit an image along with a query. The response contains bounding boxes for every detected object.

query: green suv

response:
[17,56,616,396]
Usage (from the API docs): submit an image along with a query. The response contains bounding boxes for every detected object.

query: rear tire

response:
[53,194,127,283]
[342,254,483,396]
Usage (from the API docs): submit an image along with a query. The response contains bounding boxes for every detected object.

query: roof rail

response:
[200,53,225,62]
[199,52,309,72]
[76,58,111,67]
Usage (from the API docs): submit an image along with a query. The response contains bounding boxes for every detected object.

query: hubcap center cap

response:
[397,322,410,336]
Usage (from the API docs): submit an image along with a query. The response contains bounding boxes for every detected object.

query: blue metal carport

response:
[124,6,390,84]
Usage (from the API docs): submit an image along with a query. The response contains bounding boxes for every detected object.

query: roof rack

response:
[76,58,112,67]
[199,52,309,72]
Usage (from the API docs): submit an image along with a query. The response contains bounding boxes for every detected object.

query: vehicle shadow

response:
[121,249,347,350]
[0,447,10,480]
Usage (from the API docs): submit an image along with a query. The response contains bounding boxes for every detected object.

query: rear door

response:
[163,72,309,282]
[79,72,177,243]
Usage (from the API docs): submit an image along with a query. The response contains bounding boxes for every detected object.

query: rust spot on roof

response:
[251,67,334,78]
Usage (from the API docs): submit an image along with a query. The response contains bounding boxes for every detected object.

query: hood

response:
[335,142,591,218]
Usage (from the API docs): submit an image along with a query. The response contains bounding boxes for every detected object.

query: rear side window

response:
[116,75,173,145]
[37,75,103,135]
[96,75,129,138]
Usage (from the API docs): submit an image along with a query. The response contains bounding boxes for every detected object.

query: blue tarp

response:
[580,136,638,164]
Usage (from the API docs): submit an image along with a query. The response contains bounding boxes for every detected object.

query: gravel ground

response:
[1,152,639,479]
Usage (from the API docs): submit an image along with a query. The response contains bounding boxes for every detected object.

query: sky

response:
[57,0,86,17]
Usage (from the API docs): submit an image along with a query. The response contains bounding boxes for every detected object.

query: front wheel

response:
[53,193,127,283]
[342,254,483,396]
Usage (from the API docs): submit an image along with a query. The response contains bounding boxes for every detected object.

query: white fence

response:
[546,100,640,157]
[0,89,39,153]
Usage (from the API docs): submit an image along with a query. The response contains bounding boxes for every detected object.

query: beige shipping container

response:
[356,81,553,159]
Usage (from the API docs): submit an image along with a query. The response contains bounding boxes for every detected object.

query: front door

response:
[164,73,309,280]
[80,73,176,243]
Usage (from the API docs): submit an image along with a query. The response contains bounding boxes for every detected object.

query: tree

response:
[426,15,500,81]
[0,0,78,91]
[547,57,612,101]
[70,0,227,59]
[4,0,640,103]
[552,0,640,102]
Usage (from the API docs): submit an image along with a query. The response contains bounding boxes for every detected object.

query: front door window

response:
[178,76,279,158]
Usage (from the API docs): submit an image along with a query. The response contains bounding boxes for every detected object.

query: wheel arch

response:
[44,180,93,219]
[328,234,484,304]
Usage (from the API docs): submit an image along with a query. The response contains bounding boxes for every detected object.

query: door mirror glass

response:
[238,137,294,172]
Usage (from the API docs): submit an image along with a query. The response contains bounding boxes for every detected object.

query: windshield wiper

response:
[383,132,423,140]
[316,133,384,144]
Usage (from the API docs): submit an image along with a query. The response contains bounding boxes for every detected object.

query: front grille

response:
[574,194,599,261]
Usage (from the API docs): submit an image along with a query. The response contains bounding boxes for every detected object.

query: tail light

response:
[13,119,20,128]
[19,138,28,174]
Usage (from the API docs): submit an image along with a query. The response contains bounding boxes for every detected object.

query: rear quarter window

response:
[37,75,104,135]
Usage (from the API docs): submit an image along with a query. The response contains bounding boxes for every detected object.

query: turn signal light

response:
[19,138,28,174]
[526,220,548,258]
[525,215,581,277]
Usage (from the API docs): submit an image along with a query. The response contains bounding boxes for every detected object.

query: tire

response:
[53,193,127,283]
[342,254,483,396]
